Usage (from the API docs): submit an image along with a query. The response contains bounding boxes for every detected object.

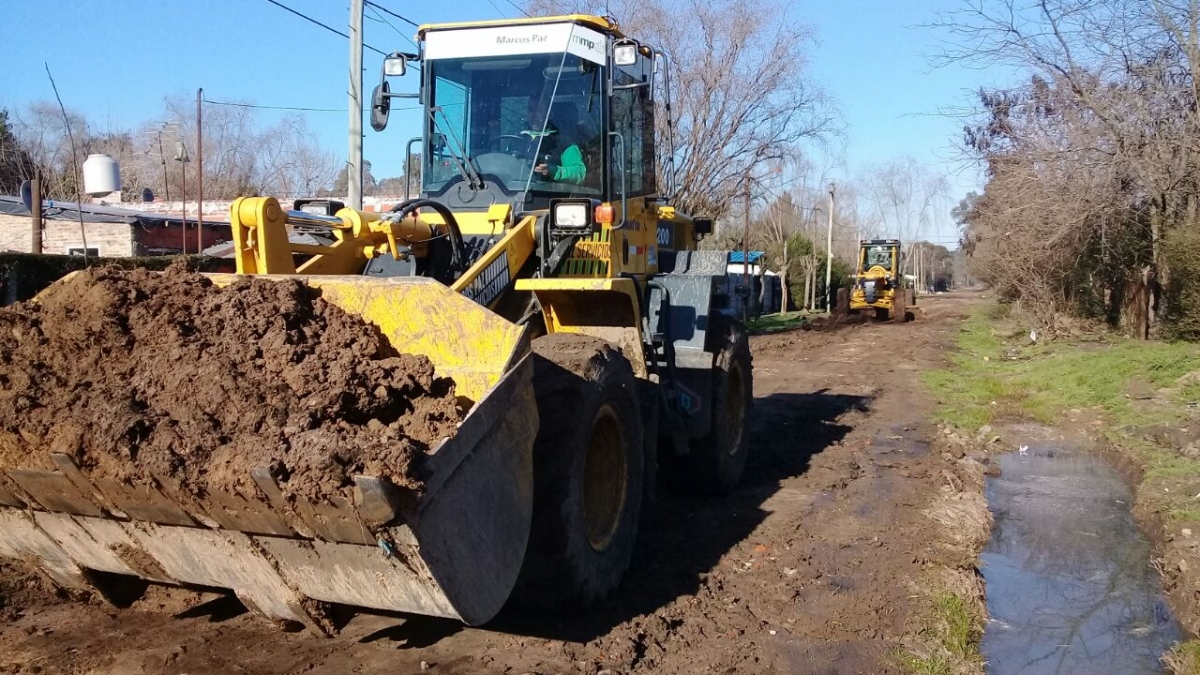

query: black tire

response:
[666,320,753,496]
[835,288,850,315]
[512,334,645,610]
[875,307,890,321]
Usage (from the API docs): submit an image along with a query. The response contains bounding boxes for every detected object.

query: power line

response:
[364,0,420,28]
[365,4,419,49]
[483,0,511,18]
[262,0,387,56]
[203,98,422,114]
[205,98,344,113]
[504,0,532,17]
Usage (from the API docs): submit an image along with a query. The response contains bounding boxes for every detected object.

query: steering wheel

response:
[487,134,527,156]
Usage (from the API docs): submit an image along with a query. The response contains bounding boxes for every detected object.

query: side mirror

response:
[694,218,712,235]
[370,82,391,132]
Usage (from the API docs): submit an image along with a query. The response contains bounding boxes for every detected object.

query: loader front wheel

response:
[513,334,645,610]
[666,320,753,496]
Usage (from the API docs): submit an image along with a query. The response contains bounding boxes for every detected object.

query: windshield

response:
[863,246,893,271]
[424,53,604,198]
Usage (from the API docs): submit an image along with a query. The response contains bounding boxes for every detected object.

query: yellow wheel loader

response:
[0,15,752,632]
[846,239,915,321]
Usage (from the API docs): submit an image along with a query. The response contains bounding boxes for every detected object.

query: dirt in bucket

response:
[0,264,462,504]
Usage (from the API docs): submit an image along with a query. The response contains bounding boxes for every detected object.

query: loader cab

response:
[375,17,661,214]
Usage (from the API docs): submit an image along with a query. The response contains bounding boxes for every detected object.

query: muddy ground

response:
[0,293,984,675]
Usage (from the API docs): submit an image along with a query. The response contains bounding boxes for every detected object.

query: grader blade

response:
[0,275,536,631]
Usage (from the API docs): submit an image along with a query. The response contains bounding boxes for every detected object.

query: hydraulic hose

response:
[388,198,469,276]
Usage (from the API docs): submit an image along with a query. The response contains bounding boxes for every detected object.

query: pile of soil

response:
[0,265,462,504]
[0,560,60,622]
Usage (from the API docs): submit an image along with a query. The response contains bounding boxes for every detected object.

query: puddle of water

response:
[982,444,1182,675]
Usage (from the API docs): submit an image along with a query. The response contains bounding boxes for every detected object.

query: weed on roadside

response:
[924,307,1200,432]
[746,312,810,334]
[1164,639,1200,675]
[897,592,984,675]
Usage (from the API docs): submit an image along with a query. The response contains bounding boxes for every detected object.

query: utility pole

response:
[157,130,170,202]
[348,0,364,210]
[197,88,204,253]
[825,183,834,312]
[174,141,190,255]
[31,176,42,254]
[742,173,751,322]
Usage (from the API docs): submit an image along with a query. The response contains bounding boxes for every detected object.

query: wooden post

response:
[30,176,42,254]
[197,88,204,254]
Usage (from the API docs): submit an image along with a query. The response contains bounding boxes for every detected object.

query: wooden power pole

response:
[30,176,42,254]
[348,0,364,209]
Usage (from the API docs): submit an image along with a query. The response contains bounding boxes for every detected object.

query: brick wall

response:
[130,221,232,256]
[0,214,232,257]
[0,213,133,256]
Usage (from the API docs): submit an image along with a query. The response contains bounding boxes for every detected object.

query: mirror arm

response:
[404,137,422,199]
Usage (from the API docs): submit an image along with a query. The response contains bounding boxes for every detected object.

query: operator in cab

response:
[524,97,587,185]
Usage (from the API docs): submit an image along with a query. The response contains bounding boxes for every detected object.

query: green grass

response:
[898,592,983,674]
[746,312,811,334]
[924,307,1200,432]
[926,304,1200,525]
[1164,639,1200,675]
[897,652,952,675]
[935,594,981,659]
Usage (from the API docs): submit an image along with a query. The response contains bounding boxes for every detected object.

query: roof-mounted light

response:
[614,42,638,66]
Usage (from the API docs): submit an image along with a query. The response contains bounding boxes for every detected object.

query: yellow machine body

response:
[848,239,915,320]
[0,13,732,632]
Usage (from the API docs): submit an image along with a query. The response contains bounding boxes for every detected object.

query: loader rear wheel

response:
[512,334,645,610]
[667,320,753,496]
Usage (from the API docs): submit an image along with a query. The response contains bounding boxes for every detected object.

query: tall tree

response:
[938,0,1200,336]
[527,0,835,219]
[0,110,37,195]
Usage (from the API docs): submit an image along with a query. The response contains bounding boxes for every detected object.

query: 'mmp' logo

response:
[572,35,597,51]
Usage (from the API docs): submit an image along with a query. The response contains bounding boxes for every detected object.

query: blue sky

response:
[0,1,1015,244]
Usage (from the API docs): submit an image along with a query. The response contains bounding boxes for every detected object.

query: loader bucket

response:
[0,275,535,630]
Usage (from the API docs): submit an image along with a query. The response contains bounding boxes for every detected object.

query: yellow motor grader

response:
[0,15,752,632]
[846,238,915,321]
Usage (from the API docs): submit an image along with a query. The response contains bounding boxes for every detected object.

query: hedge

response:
[0,253,234,306]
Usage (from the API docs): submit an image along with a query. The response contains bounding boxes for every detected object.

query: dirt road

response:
[0,293,983,675]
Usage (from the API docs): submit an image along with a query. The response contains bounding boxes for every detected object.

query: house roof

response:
[0,196,228,229]
[728,250,765,264]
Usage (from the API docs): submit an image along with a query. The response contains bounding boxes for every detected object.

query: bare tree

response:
[12,102,89,199]
[860,157,949,276]
[527,0,835,219]
[0,110,37,195]
[255,116,341,197]
[938,0,1200,336]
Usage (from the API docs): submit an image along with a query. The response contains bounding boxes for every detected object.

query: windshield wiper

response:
[428,106,485,190]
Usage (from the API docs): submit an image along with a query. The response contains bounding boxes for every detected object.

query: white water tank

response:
[82,154,120,197]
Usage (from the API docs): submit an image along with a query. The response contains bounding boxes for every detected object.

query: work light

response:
[553,202,591,229]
